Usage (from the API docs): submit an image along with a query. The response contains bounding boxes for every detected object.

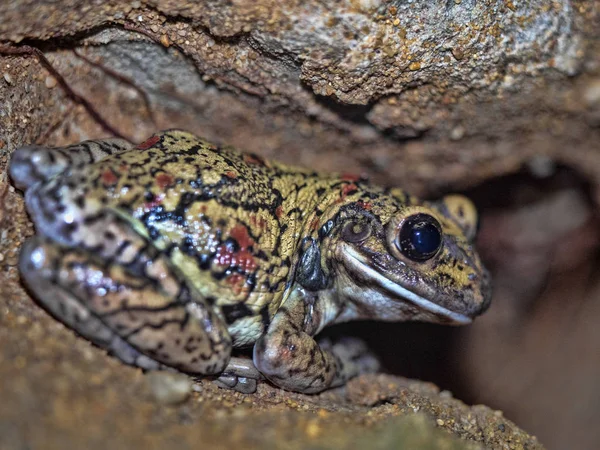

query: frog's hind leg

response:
[9,138,132,191]
[20,237,165,371]
[19,232,232,376]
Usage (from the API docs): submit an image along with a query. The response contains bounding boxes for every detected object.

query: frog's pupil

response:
[411,224,439,254]
[397,214,442,262]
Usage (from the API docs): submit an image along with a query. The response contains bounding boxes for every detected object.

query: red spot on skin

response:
[226,273,244,285]
[336,183,358,204]
[310,217,320,231]
[230,225,254,249]
[250,215,268,230]
[341,173,361,182]
[225,171,237,179]
[156,173,175,189]
[243,154,265,165]
[143,194,164,210]
[119,163,129,172]
[215,224,258,275]
[136,135,160,150]
[357,200,372,210]
[341,183,358,197]
[200,205,207,213]
[215,246,257,272]
[226,273,245,295]
[275,206,283,219]
[101,169,118,186]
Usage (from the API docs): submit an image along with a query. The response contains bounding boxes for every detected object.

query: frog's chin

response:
[340,244,472,325]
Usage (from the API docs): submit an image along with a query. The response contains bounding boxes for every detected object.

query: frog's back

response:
[35,131,326,345]
[87,130,304,213]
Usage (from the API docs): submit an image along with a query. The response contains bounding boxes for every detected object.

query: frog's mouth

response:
[340,245,472,325]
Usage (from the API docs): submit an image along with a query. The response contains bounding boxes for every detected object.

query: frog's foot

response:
[212,357,263,394]
[319,336,381,380]
[19,235,232,375]
[254,330,380,393]
[9,138,132,191]
[253,292,381,393]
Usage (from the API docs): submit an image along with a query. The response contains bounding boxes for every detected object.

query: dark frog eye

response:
[396,213,442,262]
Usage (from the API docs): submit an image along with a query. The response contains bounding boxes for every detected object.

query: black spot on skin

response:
[147,226,161,241]
[259,304,271,329]
[47,150,56,164]
[221,303,254,324]
[296,238,328,291]
[61,222,78,237]
[74,196,85,209]
[223,237,240,252]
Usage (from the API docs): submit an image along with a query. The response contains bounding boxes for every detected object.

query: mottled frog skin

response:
[10,130,491,394]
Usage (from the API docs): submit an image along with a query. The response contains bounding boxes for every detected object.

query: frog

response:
[9,129,491,394]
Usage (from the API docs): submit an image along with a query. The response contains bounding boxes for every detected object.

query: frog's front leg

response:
[253,288,380,393]
[19,213,232,376]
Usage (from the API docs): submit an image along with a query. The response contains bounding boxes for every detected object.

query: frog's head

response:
[326,193,491,325]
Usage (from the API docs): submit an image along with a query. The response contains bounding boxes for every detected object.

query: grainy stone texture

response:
[0,1,598,195]
[0,0,598,449]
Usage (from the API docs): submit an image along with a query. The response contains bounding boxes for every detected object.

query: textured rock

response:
[0,1,598,448]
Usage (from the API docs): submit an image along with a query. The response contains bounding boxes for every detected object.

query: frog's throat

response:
[341,245,472,325]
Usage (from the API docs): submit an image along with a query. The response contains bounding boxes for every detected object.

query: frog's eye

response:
[396,214,442,262]
[341,220,372,243]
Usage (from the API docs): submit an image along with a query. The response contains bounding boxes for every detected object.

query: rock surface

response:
[1,1,598,448]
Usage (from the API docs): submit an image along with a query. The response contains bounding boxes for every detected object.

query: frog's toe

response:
[213,375,257,394]
[9,145,68,191]
[322,337,381,376]
[212,356,263,393]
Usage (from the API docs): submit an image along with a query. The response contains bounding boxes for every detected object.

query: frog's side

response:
[9,130,491,394]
